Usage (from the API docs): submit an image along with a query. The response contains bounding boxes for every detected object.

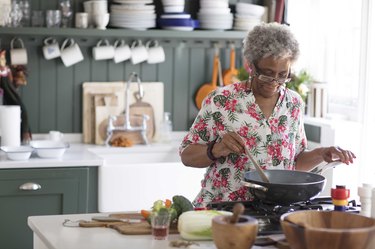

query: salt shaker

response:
[358,183,372,217]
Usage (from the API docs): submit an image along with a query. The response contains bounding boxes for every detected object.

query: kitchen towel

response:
[0,105,21,146]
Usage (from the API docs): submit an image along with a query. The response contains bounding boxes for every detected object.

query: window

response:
[288,0,362,121]
[288,0,375,187]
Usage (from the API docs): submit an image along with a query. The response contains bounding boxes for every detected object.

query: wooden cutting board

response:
[79,213,179,235]
[83,83,125,144]
[82,82,164,144]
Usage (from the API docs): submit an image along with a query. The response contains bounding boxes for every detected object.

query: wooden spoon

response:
[244,147,270,183]
[229,203,245,224]
[223,44,239,85]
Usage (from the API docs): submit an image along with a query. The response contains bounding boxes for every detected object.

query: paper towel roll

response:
[0,105,21,146]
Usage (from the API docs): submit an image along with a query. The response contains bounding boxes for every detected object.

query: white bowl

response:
[163,5,185,13]
[200,1,228,8]
[0,146,33,161]
[236,3,265,17]
[30,140,69,158]
[162,0,185,6]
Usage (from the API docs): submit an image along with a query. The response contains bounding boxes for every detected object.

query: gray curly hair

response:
[243,22,300,64]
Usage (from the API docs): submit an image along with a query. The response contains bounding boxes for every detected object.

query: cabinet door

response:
[0,167,98,249]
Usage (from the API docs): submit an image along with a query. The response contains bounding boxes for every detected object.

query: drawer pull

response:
[19,182,42,191]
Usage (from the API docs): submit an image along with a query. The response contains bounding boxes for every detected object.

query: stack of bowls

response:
[233,2,265,31]
[161,0,185,13]
[197,0,233,30]
[158,13,199,31]
[109,0,156,30]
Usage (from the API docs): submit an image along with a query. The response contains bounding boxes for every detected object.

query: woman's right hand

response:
[212,132,246,158]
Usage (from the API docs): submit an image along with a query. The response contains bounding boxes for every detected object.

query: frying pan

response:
[242,170,326,205]
[222,44,239,86]
[195,51,220,110]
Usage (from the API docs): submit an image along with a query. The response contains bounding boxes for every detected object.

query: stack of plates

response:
[233,2,265,31]
[158,13,199,31]
[197,0,233,30]
[109,0,156,30]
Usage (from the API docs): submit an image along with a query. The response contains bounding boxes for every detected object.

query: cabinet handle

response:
[19,182,42,191]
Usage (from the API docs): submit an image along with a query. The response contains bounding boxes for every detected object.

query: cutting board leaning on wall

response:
[82,82,164,145]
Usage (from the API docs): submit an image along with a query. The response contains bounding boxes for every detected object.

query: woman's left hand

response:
[322,146,356,165]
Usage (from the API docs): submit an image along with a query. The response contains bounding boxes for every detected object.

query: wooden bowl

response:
[212,215,258,249]
[280,210,375,249]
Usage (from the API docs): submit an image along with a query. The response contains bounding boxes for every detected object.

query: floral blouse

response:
[179,82,307,207]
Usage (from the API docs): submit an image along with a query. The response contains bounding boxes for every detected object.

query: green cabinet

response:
[0,167,98,249]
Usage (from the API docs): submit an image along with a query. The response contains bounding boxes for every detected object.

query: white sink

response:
[89,138,206,212]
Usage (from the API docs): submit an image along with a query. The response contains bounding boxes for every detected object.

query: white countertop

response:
[0,132,187,169]
[28,213,280,249]
[0,143,104,169]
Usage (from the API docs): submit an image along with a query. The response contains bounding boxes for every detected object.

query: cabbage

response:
[177,210,232,240]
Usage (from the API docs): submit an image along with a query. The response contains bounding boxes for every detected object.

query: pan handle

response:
[308,161,342,175]
[241,180,268,192]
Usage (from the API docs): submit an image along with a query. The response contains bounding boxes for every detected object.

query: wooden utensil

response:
[229,203,245,224]
[244,147,270,183]
[195,49,220,110]
[223,44,239,85]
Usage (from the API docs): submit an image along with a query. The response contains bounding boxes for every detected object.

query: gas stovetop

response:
[207,197,360,235]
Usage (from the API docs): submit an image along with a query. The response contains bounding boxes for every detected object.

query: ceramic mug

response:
[60,38,84,67]
[75,12,89,28]
[130,40,148,65]
[92,39,115,61]
[49,130,64,141]
[146,40,165,64]
[113,39,131,63]
[10,38,28,65]
[42,37,60,60]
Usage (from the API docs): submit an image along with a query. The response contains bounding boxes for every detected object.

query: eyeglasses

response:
[253,65,291,85]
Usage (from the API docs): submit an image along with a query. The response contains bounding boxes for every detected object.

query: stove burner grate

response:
[207,197,360,235]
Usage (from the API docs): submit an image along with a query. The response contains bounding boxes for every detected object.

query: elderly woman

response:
[179,23,356,208]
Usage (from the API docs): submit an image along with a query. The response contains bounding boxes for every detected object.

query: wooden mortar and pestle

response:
[212,203,258,249]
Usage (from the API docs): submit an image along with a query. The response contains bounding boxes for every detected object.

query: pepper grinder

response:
[331,185,350,211]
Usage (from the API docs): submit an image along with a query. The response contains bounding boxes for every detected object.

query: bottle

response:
[159,112,172,143]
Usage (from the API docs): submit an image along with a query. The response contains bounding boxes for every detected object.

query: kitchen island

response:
[28,213,282,249]
[0,132,207,249]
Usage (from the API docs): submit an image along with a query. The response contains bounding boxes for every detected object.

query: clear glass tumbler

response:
[31,10,44,27]
[150,212,171,240]
[46,10,61,28]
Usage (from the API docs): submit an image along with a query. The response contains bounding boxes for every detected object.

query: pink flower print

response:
[291,107,299,119]
[238,126,249,137]
[221,177,228,188]
[213,179,221,188]
[192,134,200,143]
[204,96,212,105]
[216,122,225,132]
[223,89,230,97]
[233,83,244,92]
[246,136,257,149]
[278,124,286,133]
[245,104,260,120]
[213,196,222,202]
[228,192,237,201]
[234,157,247,170]
[292,96,299,105]
[193,119,208,131]
[224,99,238,112]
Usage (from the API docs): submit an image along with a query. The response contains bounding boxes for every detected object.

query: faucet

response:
[105,72,149,146]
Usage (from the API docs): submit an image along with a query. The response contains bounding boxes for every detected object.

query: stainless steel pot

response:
[241,163,342,205]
